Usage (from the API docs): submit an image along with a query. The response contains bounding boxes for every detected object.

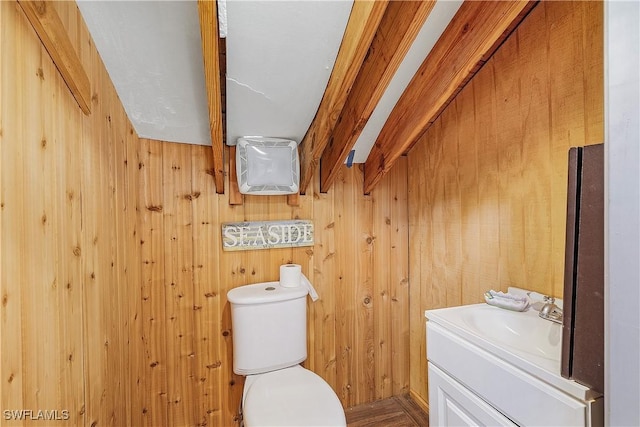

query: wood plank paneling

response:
[12,0,613,424]
[310,182,338,391]
[334,167,357,406]
[19,5,56,417]
[0,2,410,427]
[473,61,500,306]
[138,139,169,427]
[162,143,198,426]
[373,164,393,400]
[354,167,374,404]
[0,2,29,416]
[190,144,224,426]
[124,122,143,427]
[130,143,409,424]
[17,0,91,114]
[408,0,603,406]
[54,48,85,424]
[364,0,535,194]
[1,2,140,426]
[371,157,410,400]
[82,16,133,426]
[380,157,410,398]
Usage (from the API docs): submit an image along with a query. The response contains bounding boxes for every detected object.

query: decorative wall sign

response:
[222,220,314,251]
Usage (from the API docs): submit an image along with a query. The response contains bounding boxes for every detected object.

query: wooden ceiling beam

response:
[17,1,91,115]
[363,0,537,194]
[298,0,389,195]
[198,0,225,194]
[319,0,436,193]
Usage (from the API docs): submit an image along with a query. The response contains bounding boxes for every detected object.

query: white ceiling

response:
[77,0,462,163]
[77,0,212,145]
[350,0,462,162]
[224,0,352,146]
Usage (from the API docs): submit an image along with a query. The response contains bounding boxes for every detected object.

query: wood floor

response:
[345,395,430,427]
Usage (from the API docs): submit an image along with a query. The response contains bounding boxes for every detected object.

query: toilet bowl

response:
[242,365,346,427]
[227,281,346,427]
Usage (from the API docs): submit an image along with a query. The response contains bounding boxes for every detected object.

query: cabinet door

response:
[429,363,516,427]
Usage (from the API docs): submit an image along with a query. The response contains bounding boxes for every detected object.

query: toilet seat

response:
[242,365,346,427]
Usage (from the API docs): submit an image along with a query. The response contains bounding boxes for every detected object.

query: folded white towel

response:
[484,290,530,311]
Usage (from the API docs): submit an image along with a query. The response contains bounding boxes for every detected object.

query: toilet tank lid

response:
[227,282,308,305]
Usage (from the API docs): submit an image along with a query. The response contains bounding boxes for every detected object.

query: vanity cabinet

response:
[429,362,516,426]
[426,305,603,427]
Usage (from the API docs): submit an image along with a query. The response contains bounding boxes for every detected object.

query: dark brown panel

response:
[572,143,605,394]
[561,147,580,380]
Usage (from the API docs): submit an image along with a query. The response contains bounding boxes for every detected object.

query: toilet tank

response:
[227,281,308,375]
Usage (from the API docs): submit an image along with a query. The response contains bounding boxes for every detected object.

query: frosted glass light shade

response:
[236,137,299,195]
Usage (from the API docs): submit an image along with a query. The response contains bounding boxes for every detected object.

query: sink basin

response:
[426,301,597,404]
[461,305,561,360]
[426,303,564,374]
[426,301,602,425]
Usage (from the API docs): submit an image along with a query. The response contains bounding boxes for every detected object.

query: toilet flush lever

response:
[301,274,319,302]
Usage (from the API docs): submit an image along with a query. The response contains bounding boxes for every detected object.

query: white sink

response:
[426,302,596,402]
[426,302,602,426]
[460,305,561,360]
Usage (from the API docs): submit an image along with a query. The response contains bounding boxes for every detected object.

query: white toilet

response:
[227,281,346,427]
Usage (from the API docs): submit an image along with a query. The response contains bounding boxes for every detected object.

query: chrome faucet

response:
[539,296,563,324]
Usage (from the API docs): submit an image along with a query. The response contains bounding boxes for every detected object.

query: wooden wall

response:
[3,0,605,424]
[1,1,140,427]
[1,3,410,426]
[407,1,604,406]
[132,140,409,426]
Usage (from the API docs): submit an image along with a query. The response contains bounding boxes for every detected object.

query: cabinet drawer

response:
[429,362,517,426]
[428,321,587,426]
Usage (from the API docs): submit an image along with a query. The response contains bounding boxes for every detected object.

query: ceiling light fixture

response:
[236,137,300,195]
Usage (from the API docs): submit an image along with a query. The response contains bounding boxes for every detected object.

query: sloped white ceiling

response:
[77,1,211,145]
[77,0,351,147]
[350,0,462,163]
[77,0,461,164]
[225,1,352,146]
